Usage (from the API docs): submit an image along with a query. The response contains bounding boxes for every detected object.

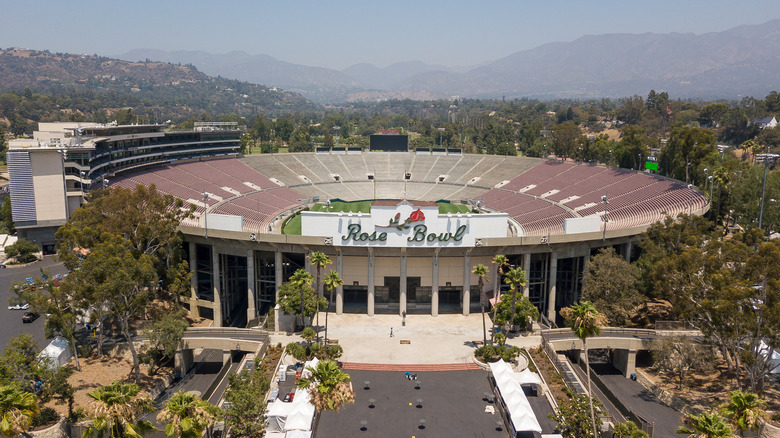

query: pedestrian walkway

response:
[269,313,543,365]
[341,362,482,371]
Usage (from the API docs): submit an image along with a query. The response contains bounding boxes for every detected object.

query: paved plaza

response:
[271,313,543,365]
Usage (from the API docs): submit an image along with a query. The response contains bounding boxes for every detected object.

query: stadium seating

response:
[110,154,707,237]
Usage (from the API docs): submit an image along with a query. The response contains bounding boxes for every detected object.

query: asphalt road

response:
[0,256,69,350]
[592,363,683,438]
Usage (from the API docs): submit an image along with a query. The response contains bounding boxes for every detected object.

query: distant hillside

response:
[121,19,780,102]
[119,49,362,104]
[0,48,317,119]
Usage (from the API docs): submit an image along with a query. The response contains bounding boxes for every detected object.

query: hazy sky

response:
[2,0,778,70]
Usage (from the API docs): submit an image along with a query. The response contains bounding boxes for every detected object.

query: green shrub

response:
[327,344,343,359]
[309,342,325,358]
[286,342,307,361]
[32,407,59,427]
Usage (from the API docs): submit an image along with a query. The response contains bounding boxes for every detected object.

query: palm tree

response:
[82,380,156,438]
[0,385,39,437]
[472,264,490,345]
[721,390,766,435]
[503,266,527,332]
[323,270,343,346]
[676,412,733,438]
[308,251,332,342]
[560,301,604,438]
[491,255,509,342]
[289,268,314,329]
[296,360,355,412]
[157,391,221,438]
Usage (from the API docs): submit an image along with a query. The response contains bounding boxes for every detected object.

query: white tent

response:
[489,359,543,434]
[266,358,318,434]
[39,336,71,368]
[759,341,780,374]
[516,368,543,386]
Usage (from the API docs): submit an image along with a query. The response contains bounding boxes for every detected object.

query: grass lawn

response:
[438,202,471,214]
[283,201,475,235]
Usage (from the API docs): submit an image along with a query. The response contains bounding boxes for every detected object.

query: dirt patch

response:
[45,349,169,417]
[639,359,780,420]
[529,347,568,404]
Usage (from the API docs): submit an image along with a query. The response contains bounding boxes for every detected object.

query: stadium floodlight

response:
[203,191,210,238]
[601,194,609,241]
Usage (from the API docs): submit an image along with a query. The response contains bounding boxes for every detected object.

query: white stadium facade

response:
[8,123,709,329]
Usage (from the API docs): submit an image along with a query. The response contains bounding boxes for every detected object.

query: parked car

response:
[22,312,39,323]
[0,263,6,268]
[8,303,29,310]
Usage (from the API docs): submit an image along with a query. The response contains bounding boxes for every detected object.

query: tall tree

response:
[77,236,157,383]
[277,271,326,330]
[491,255,509,342]
[561,301,605,437]
[223,361,269,438]
[82,381,155,438]
[322,270,343,346]
[651,336,713,390]
[296,360,355,412]
[307,252,331,343]
[503,266,528,332]
[472,264,490,345]
[14,272,82,370]
[289,268,314,329]
[580,247,643,326]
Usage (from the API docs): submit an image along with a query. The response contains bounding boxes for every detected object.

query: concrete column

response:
[336,251,343,315]
[522,253,531,298]
[462,251,471,316]
[188,242,199,318]
[546,251,558,322]
[212,247,223,327]
[246,249,256,324]
[431,250,440,317]
[624,240,633,263]
[175,348,194,375]
[399,251,407,316]
[367,249,375,316]
[613,348,638,378]
[274,249,283,332]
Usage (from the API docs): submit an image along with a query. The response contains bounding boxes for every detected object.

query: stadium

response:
[107,146,709,330]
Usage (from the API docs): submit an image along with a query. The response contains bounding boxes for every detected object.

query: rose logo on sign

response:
[376,209,425,231]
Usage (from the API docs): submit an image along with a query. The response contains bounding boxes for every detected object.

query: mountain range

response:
[119,19,780,104]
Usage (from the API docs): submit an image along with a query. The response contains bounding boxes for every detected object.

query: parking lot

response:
[316,369,556,438]
[0,256,69,350]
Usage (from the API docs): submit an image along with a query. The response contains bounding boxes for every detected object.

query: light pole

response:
[601,194,609,241]
[688,184,694,216]
[80,171,86,205]
[203,191,210,237]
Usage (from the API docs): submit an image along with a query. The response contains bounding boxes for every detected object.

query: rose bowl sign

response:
[300,200,508,247]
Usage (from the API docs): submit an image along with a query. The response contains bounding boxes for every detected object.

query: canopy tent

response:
[266,358,319,434]
[489,359,543,434]
[759,341,780,374]
[39,336,71,369]
[516,368,543,386]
